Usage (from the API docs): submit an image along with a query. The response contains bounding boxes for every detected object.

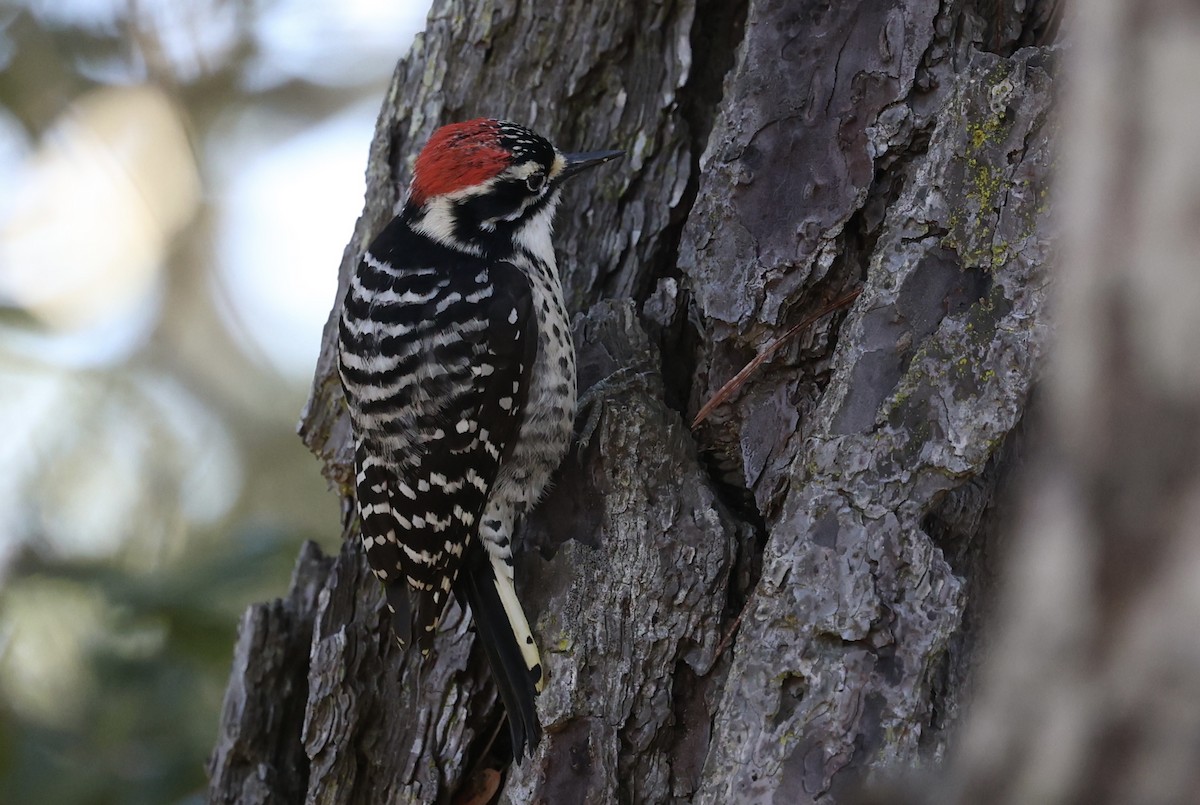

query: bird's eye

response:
[526,172,545,192]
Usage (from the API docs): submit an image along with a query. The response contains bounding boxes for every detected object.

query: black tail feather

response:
[385,582,415,646]
[385,582,439,656]
[454,552,542,759]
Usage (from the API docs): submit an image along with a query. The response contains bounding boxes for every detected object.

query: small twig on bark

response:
[691,287,863,429]
[713,595,754,663]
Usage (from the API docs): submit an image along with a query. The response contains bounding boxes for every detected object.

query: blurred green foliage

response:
[0,0,417,801]
[0,528,304,804]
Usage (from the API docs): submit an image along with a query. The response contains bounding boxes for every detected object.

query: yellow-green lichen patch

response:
[940,65,1021,270]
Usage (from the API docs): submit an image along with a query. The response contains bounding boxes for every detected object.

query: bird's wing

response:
[340,252,536,650]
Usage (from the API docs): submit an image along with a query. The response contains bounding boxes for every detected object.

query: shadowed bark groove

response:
[209,1,1060,802]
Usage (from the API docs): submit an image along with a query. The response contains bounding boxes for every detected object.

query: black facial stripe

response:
[460,178,533,223]
[449,180,558,257]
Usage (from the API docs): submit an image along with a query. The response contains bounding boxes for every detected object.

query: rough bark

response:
[690,37,1054,805]
[208,1,1061,802]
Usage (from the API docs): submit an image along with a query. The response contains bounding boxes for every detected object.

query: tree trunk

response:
[932,1,1200,803]
[208,1,1062,802]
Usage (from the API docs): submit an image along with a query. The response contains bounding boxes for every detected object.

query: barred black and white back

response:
[337,118,620,759]
[340,240,535,630]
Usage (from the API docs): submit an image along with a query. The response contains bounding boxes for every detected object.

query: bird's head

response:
[404,118,622,257]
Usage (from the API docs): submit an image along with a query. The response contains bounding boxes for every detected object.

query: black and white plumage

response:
[337,118,621,758]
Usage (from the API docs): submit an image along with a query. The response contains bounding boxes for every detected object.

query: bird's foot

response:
[574,368,655,459]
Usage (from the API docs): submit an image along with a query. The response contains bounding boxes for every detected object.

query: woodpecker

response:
[337,118,621,758]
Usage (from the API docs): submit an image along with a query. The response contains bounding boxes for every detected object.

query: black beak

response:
[560,150,624,181]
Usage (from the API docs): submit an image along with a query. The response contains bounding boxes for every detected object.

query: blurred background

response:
[0,0,430,801]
